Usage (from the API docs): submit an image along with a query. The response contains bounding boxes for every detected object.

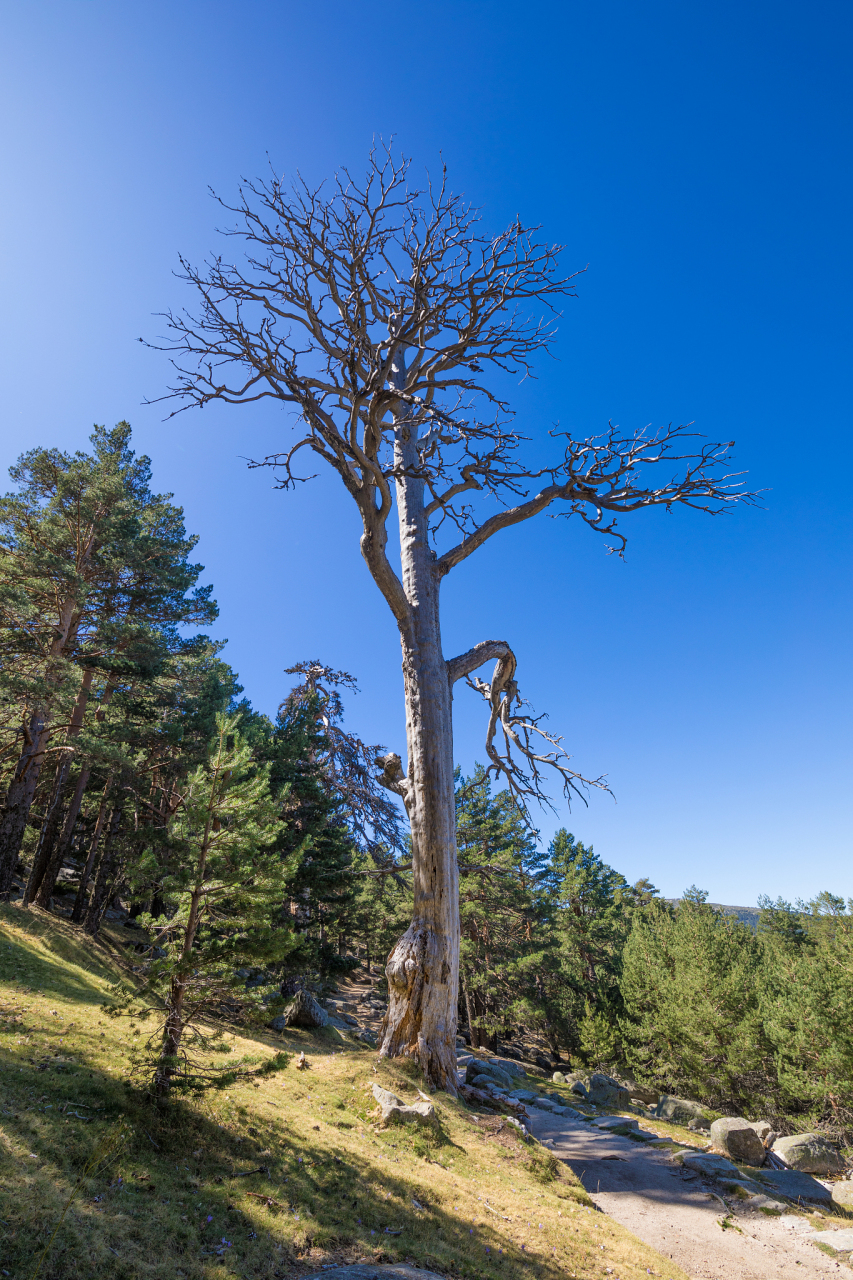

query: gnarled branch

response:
[463,645,610,819]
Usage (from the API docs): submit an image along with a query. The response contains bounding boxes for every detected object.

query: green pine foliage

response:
[456,765,551,1052]
[619,894,777,1114]
[759,894,853,1128]
[545,830,638,1063]
[132,713,301,1094]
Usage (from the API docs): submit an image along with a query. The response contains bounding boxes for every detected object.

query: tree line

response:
[1,424,849,1136]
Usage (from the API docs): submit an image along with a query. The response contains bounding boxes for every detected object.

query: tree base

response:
[378,920,458,1094]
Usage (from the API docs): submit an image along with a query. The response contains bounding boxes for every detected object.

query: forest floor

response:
[0,902,685,1280]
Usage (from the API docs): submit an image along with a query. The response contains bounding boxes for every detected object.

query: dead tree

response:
[149,145,755,1091]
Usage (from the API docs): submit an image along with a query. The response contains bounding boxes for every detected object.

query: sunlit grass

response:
[0,904,689,1279]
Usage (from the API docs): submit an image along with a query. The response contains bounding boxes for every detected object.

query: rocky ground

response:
[528,1106,852,1279]
[305,975,853,1279]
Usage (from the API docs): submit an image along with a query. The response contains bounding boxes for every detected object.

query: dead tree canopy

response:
[148,145,755,1089]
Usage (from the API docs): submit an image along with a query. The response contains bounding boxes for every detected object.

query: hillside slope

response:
[0,904,688,1280]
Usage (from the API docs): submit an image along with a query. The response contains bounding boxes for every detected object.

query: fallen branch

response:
[245,1191,286,1208]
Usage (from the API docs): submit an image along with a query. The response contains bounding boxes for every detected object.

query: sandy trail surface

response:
[527,1107,849,1279]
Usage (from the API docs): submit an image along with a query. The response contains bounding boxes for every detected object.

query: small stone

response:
[552,1071,566,1084]
[748,1120,775,1145]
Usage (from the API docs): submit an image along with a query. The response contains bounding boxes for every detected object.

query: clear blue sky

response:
[1,1,850,905]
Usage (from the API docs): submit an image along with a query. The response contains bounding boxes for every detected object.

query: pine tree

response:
[544,830,636,1063]
[135,713,301,1095]
[455,766,546,1052]
[759,894,853,1128]
[620,894,776,1112]
[0,422,216,894]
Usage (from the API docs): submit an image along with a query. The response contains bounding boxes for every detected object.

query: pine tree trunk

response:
[35,764,91,908]
[84,806,122,935]
[22,756,72,906]
[377,418,459,1092]
[461,966,475,1044]
[156,977,188,1095]
[71,777,112,923]
[0,603,81,894]
[0,709,52,895]
[155,840,208,1095]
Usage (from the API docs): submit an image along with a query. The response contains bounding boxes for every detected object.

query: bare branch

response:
[438,424,758,574]
[446,639,514,687]
[463,645,610,821]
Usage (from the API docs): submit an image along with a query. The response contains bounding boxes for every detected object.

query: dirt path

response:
[527,1107,849,1279]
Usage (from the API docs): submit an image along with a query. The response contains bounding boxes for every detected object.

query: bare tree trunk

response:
[378,416,459,1092]
[21,667,94,905]
[71,776,112,923]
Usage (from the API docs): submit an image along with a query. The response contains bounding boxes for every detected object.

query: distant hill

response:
[665,899,760,930]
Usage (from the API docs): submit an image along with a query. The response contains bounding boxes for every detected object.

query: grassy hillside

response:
[0,903,688,1280]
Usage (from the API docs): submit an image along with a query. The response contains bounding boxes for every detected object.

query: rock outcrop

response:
[581,1073,631,1109]
[464,1058,519,1091]
[831,1182,853,1210]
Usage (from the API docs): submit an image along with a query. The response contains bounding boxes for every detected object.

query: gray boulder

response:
[272,989,330,1030]
[594,1115,640,1132]
[617,1074,660,1106]
[465,1059,514,1090]
[748,1120,775,1146]
[585,1073,631,1109]
[687,1116,711,1132]
[490,1057,526,1078]
[552,1071,567,1084]
[561,1072,590,1098]
[372,1083,436,1128]
[749,1167,833,1206]
[771,1133,845,1175]
[655,1095,712,1126]
[831,1182,853,1211]
[680,1151,740,1178]
[710,1117,767,1166]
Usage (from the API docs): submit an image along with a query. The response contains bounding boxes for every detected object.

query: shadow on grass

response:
[0,904,600,1280]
